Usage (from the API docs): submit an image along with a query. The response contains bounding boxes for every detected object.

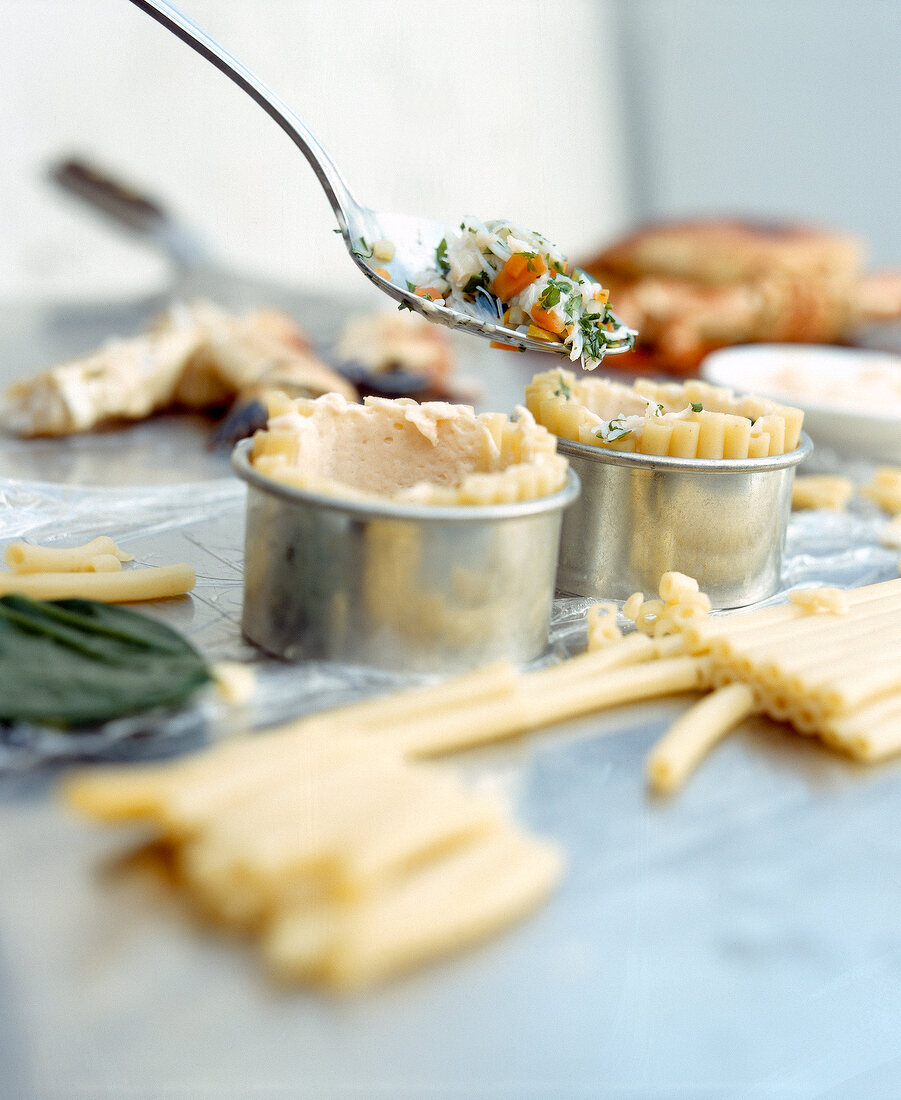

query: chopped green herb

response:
[436,238,449,273]
[462,271,490,294]
[537,283,563,311]
[553,373,572,400]
[691,402,704,413]
[595,418,632,444]
[564,294,581,322]
[579,314,609,362]
[351,236,373,259]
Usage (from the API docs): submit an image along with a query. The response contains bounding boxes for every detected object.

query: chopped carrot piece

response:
[492,252,548,302]
[373,267,391,279]
[490,340,521,351]
[529,305,565,334]
[414,286,443,300]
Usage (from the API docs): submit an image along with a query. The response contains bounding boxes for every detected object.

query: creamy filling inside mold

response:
[250,392,569,505]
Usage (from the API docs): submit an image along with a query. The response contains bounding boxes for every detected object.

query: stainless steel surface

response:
[234,441,579,673]
[127,0,636,362]
[3,289,901,1095]
[556,434,813,608]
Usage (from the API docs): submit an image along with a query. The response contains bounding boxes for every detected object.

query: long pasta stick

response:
[519,634,685,695]
[75,645,653,830]
[63,663,519,830]
[251,637,675,758]
[395,656,709,758]
[842,713,901,763]
[725,618,901,685]
[300,660,519,736]
[519,634,664,691]
[708,596,901,661]
[0,564,195,601]
[824,694,901,739]
[816,663,901,715]
[261,827,563,991]
[525,656,710,730]
[686,580,901,649]
[646,683,757,795]
[759,624,901,687]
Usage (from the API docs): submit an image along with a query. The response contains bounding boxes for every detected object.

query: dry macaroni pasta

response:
[861,466,901,514]
[585,602,623,649]
[1,538,193,601]
[64,621,714,987]
[0,563,195,602]
[66,719,562,991]
[791,475,854,512]
[788,587,850,614]
[621,571,711,639]
[4,536,134,573]
[647,577,901,789]
[65,569,901,985]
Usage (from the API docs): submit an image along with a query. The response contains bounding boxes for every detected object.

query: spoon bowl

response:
[128,0,636,361]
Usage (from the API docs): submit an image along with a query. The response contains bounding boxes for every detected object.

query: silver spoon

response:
[127,0,636,362]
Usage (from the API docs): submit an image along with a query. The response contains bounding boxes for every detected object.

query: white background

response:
[0,0,629,301]
[1,0,899,305]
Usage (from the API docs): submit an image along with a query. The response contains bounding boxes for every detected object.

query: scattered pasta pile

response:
[63,565,901,987]
[673,578,901,763]
[604,573,901,792]
[251,392,568,506]
[526,369,804,459]
[0,537,195,601]
[65,628,712,989]
[65,718,561,992]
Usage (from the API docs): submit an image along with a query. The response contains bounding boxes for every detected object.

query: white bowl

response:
[701,344,901,463]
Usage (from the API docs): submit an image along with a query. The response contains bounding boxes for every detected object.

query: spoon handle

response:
[127,0,359,232]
